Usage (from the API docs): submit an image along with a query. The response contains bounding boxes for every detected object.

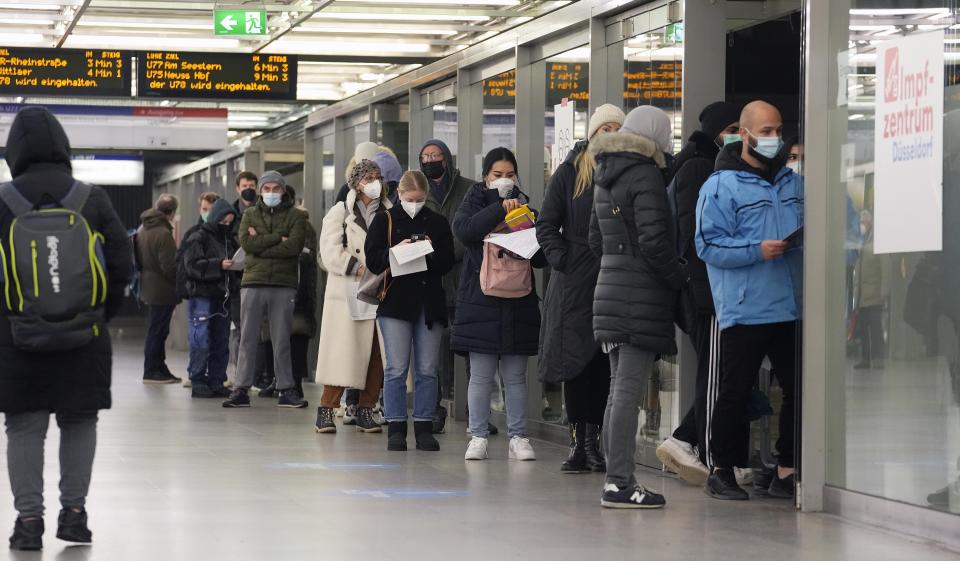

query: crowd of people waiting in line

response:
[0,96,804,549]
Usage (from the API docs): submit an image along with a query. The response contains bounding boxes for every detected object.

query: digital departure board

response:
[0,47,131,97]
[138,51,297,101]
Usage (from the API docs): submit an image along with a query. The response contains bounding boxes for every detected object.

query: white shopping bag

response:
[345,279,378,320]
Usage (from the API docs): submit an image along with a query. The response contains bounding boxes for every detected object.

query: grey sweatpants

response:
[603,344,656,488]
[236,287,296,391]
[5,411,98,518]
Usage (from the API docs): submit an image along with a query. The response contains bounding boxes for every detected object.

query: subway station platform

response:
[0,333,956,561]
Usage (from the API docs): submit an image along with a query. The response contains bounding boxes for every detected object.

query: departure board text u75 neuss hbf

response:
[137,51,297,101]
[0,47,131,97]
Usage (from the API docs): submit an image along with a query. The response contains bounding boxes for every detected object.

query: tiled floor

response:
[0,334,957,560]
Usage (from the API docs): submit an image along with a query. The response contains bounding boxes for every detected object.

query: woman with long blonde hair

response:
[535,104,625,473]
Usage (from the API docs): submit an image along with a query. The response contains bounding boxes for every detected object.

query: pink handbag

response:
[480,236,532,298]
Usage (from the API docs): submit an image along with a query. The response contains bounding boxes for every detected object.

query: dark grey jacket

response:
[589,131,687,355]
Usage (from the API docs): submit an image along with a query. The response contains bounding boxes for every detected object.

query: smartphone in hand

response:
[411,233,428,242]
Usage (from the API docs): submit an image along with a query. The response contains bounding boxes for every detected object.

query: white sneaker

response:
[655,437,709,486]
[182,378,192,388]
[734,467,755,486]
[508,436,536,461]
[465,437,488,460]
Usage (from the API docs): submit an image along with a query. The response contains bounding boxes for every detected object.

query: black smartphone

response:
[783,226,804,249]
[411,233,427,242]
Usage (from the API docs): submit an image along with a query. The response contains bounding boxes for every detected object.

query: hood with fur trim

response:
[589,131,666,192]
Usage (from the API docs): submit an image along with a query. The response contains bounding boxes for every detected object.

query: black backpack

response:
[0,181,108,352]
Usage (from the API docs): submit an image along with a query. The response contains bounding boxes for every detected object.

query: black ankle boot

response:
[57,508,92,544]
[584,423,606,472]
[387,421,408,451]
[9,517,43,551]
[561,423,588,473]
[414,421,440,451]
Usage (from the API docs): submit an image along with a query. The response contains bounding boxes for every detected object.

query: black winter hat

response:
[698,101,740,140]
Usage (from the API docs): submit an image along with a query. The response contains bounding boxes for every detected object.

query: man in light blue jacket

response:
[696,101,802,501]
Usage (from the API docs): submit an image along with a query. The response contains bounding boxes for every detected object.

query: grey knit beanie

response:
[348,159,381,190]
[258,170,285,191]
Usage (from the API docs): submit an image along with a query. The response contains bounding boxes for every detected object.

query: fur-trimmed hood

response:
[588,131,666,169]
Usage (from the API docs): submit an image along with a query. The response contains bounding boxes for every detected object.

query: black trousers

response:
[710,321,799,469]
[144,304,175,374]
[858,305,884,364]
[672,314,720,466]
[563,351,611,425]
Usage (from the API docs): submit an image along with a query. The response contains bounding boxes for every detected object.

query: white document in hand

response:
[388,241,433,277]
[485,228,540,259]
[229,248,246,271]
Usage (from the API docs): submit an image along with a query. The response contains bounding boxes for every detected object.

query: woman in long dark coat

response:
[537,104,625,473]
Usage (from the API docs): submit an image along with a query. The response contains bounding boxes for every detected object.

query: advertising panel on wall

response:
[873,30,944,254]
[0,104,228,151]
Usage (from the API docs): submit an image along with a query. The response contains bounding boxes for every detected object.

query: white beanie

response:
[354,141,379,162]
[622,105,674,155]
[587,104,626,140]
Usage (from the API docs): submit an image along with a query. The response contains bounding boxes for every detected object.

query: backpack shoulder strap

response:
[60,181,93,213]
[0,182,35,217]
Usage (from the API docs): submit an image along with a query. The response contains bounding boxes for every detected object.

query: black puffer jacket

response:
[668,131,722,314]
[183,199,239,300]
[536,141,601,382]
[589,131,687,355]
[451,183,547,356]
[0,107,131,414]
[293,219,319,337]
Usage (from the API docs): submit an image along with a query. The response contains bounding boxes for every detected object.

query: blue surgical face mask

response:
[262,192,283,208]
[200,211,209,222]
[746,129,783,159]
[722,134,742,146]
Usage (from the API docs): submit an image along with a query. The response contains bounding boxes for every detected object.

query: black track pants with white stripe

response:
[672,314,724,468]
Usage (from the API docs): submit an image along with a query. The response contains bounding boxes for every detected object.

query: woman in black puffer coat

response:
[537,104,625,474]
[588,106,687,509]
[452,147,547,462]
[0,107,132,548]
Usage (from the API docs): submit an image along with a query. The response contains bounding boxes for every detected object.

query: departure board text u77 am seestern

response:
[0,47,131,97]
[137,51,297,101]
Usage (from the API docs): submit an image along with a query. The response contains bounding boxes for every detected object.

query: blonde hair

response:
[398,170,429,194]
[573,149,597,199]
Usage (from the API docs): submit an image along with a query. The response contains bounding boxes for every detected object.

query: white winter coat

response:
[314,189,391,389]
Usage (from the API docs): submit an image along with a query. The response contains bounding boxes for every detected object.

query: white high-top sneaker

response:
[656,437,710,486]
[509,436,536,461]
[465,437,489,460]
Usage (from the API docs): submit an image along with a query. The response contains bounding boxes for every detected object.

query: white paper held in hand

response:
[388,241,432,277]
[484,229,540,259]
[229,248,245,271]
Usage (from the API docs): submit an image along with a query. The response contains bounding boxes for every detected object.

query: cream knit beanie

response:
[587,104,626,139]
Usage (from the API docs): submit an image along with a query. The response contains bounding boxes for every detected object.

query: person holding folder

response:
[364,171,455,452]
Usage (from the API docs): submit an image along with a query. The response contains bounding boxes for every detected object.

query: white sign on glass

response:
[552,100,576,173]
[873,30,944,254]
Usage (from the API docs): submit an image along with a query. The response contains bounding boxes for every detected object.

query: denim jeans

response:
[468,353,529,438]
[186,297,231,390]
[377,311,442,423]
[144,304,174,374]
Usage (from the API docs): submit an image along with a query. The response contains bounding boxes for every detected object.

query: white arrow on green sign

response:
[214,9,267,36]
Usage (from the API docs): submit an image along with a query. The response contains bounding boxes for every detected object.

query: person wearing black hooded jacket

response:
[655,101,741,486]
[537,103,624,473]
[589,106,687,509]
[182,199,239,399]
[418,138,475,432]
[0,107,132,550]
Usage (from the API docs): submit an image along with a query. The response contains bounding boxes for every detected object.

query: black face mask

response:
[241,188,257,202]
[218,223,232,234]
[421,160,445,180]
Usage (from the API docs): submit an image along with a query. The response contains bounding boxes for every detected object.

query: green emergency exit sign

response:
[214,9,267,35]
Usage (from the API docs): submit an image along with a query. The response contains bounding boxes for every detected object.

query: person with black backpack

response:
[0,107,132,550]
[655,101,741,486]
[182,199,239,399]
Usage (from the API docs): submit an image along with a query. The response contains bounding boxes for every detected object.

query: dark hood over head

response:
[206,198,236,226]
[5,107,72,178]
[420,139,459,194]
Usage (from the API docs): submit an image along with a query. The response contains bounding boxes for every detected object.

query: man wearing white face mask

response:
[223,171,308,409]
[696,101,804,500]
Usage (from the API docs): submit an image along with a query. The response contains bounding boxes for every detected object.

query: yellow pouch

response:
[504,204,536,231]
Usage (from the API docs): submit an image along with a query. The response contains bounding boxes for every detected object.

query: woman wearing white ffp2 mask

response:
[362,170,456,452]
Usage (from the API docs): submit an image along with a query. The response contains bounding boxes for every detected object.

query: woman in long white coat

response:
[315,159,391,434]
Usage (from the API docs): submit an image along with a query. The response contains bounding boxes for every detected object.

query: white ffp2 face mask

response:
[401,200,425,219]
[488,177,515,199]
[362,180,382,200]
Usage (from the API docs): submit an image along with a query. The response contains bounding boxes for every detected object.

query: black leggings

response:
[563,351,611,425]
